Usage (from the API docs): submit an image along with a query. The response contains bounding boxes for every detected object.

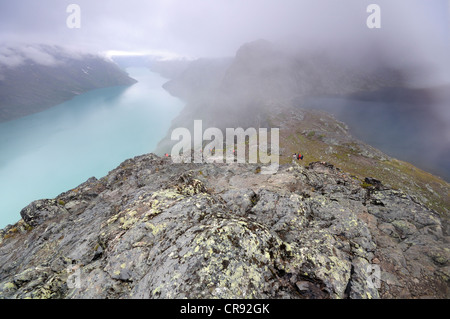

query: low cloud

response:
[0,43,90,69]
[19,45,59,66]
[0,47,26,68]
[0,44,60,68]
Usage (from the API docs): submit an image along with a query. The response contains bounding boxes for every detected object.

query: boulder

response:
[20,199,68,227]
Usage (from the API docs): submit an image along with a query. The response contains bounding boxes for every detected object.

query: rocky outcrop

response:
[0,154,448,298]
[20,199,69,228]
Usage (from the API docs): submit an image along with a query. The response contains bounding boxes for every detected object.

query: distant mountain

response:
[0,44,137,122]
[153,39,405,136]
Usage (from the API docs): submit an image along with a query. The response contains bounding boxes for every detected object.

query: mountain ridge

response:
[151,40,449,217]
[0,40,448,299]
[0,154,448,298]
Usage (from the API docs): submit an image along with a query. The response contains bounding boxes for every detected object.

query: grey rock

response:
[20,199,68,227]
[0,155,448,299]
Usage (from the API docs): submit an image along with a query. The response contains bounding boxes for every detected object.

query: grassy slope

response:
[268,106,449,219]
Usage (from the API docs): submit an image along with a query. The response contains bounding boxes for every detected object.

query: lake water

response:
[302,92,450,182]
[0,67,183,228]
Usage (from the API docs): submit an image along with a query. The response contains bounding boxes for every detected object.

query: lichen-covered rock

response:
[19,199,68,227]
[0,154,448,299]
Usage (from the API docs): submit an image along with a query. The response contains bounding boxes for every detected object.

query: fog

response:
[1,1,449,85]
[0,45,65,68]
[0,1,448,59]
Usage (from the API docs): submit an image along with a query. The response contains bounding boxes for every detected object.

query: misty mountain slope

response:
[162,57,233,102]
[0,44,137,122]
[220,40,404,102]
[152,40,449,218]
[154,39,405,148]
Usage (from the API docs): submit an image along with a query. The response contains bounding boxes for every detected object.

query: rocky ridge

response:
[0,154,448,298]
[153,39,449,223]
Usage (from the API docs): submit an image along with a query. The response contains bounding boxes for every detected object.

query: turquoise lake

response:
[0,68,183,228]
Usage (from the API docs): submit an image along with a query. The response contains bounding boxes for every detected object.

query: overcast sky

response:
[0,0,449,58]
[0,0,450,87]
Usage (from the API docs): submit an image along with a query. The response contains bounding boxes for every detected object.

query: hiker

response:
[297,153,304,160]
[293,153,297,160]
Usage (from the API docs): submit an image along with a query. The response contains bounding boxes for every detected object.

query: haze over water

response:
[0,67,183,228]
